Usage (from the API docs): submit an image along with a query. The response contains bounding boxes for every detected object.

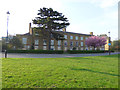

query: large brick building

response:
[16,23,109,51]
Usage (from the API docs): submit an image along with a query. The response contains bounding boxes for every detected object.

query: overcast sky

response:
[0,0,119,40]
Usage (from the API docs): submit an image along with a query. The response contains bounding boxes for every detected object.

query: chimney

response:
[90,32,93,35]
[29,23,33,35]
[63,28,66,32]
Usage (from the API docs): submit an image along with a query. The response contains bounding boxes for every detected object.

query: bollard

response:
[5,50,7,58]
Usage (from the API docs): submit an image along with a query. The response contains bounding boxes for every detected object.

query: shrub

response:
[7,50,64,54]
[67,50,114,54]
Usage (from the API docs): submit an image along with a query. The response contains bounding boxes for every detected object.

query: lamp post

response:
[5,11,10,58]
[108,31,111,55]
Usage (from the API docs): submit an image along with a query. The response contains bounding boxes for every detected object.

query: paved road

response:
[1,52,119,58]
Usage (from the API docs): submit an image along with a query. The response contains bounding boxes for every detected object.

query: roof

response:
[56,31,92,36]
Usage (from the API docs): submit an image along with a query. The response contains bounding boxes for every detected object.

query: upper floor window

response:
[64,41,67,46]
[22,38,27,44]
[75,36,78,40]
[43,39,47,45]
[70,36,73,39]
[70,41,73,46]
[58,40,61,46]
[51,40,54,45]
[35,39,39,45]
[64,35,67,39]
[81,37,83,40]
[85,37,88,40]
[76,42,79,47]
[81,42,83,46]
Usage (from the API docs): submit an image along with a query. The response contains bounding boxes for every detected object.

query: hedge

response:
[7,50,64,54]
[7,50,114,54]
[67,50,114,54]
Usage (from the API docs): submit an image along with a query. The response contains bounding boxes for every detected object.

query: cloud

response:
[65,0,119,8]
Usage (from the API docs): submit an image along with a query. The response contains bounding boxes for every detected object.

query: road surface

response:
[1,52,119,58]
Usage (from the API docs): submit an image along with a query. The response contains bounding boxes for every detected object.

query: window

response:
[90,48,92,50]
[85,47,88,50]
[81,37,83,40]
[51,40,54,45]
[81,48,83,50]
[70,36,73,39]
[51,34,53,38]
[43,39,47,45]
[35,39,39,45]
[70,41,73,46]
[76,42,79,46]
[85,37,88,40]
[75,36,78,40]
[64,35,67,39]
[51,46,55,50]
[81,42,83,46]
[22,38,27,44]
[35,33,39,36]
[35,46,38,49]
[64,41,67,46]
[70,47,73,50]
[43,46,47,50]
[27,45,30,49]
[58,46,61,50]
[76,47,79,50]
[64,47,67,51]
[58,40,61,46]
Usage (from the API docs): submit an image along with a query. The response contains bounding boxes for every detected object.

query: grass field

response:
[2,54,119,88]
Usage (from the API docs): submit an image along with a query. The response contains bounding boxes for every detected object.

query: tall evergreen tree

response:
[33,7,70,50]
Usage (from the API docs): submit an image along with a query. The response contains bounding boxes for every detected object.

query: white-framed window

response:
[76,42,79,47]
[22,38,27,44]
[51,46,55,50]
[81,48,84,50]
[35,39,39,45]
[64,35,67,39]
[81,37,83,40]
[35,33,39,36]
[70,47,73,50]
[64,47,67,51]
[51,34,53,38]
[51,40,54,45]
[58,46,61,50]
[58,40,61,46]
[64,41,67,46]
[85,37,88,40]
[85,47,88,50]
[76,47,79,50]
[90,48,92,50]
[81,42,83,46]
[70,36,73,39]
[35,46,39,50]
[70,41,73,46]
[43,46,47,50]
[27,45,30,49]
[43,39,47,45]
[75,36,78,40]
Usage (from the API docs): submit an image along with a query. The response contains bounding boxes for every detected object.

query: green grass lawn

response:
[2,54,119,88]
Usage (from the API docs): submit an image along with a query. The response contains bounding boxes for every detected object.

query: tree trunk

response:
[61,40,63,51]
[48,32,51,50]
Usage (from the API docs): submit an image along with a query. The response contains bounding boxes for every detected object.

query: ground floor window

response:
[35,46,39,50]
[90,47,92,50]
[58,46,61,50]
[43,46,47,50]
[70,47,73,50]
[64,47,67,51]
[81,47,84,50]
[51,46,55,50]
[76,47,79,50]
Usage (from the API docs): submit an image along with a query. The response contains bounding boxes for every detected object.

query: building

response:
[16,23,109,51]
